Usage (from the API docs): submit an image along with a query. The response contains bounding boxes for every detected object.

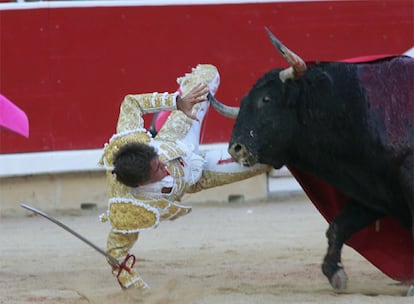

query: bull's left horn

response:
[208,93,239,118]
[264,27,307,82]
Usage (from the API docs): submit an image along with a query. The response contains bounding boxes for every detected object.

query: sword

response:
[21,203,130,268]
[21,203,137,288]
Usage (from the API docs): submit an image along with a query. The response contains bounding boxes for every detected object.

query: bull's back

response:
[346,57,413,222]
[357,56,414,148]
[305,57,413,223]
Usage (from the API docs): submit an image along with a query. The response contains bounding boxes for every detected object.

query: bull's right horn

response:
[208,93,239,118]
[264,27,307,82]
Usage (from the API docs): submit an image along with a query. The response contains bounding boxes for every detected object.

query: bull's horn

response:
[264,27,307,82]
[208,93,239,118]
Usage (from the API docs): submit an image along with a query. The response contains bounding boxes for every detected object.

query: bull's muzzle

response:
[229,142,258,167]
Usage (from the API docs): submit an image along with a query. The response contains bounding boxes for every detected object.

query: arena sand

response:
[0,195,411,304]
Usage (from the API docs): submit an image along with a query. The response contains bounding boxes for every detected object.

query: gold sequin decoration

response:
[106,171,131,198]
[114,266,148,289]
[117,93,177,133]
[169,207,191,221]
[156,111,193,142]
[157,141,185,161]
[186,165,271,193]
[103,132,151,166]
[109,202,158,231]
[166,160,184,179]
[171,180,185,200]
[156,64,218,142]
[107,230,138,260]
[160,204,179,220]
[150,199,169,210]
[177,64,219,96]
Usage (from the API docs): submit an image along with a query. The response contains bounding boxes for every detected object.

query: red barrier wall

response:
[0,0,413,154]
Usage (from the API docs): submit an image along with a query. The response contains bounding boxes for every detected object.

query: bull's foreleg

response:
[322,200,383,290]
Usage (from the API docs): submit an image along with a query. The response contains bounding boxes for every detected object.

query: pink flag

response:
[0,94,29,138]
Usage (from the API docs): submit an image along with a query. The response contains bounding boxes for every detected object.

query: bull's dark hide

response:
[290,55,413,283]
[220,50,414,292]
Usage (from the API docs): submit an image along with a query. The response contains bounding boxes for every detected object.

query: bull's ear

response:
[282,80,300,107]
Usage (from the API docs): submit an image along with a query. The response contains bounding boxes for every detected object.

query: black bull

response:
[210,30,413,295]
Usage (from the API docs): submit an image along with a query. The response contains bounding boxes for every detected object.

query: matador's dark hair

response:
[112,142,158,187]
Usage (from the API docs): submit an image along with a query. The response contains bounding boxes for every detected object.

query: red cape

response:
[288,166,413,283]
[287,54,413,284]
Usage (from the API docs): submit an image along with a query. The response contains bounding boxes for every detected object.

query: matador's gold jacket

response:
[99,92,268,233]
[99,65,267,234]
[100,92,193,233]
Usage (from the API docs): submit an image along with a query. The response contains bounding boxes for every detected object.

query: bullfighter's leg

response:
[322,200,383,290]
[185,148,271,193]
[106,230,149,290]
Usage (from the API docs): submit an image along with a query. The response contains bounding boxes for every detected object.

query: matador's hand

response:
[177,83,209,120]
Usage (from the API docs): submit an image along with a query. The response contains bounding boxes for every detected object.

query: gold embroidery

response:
[158,141,185,160]
[177,64,219,96]
[106,171,131,198]
[104,132,151,166]
[115,268,148,289]
[186,165,270,193]
[155,103,200,143]
[160,204,179,219]
[150,199,169,210]
[166,161,184,179]
[117,93,177,133]
[170,207,191,221]
[156,111,193,142]
[109,202,158,231]
[171,180,186,200]
[107,230,138,260]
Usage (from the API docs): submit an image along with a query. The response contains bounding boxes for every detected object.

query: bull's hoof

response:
[329,268,348,290]
[407,284,414,297]
[322,260,348,291]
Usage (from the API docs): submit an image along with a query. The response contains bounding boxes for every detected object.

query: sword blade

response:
[21,203,120,267]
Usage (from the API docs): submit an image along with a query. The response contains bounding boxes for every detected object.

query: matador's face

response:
[140,156,169,185]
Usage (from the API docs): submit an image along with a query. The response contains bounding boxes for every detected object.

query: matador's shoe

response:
[108,253,149,290]
[114,259,149,290]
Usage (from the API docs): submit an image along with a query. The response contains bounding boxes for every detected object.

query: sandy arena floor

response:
[0,194,411,304]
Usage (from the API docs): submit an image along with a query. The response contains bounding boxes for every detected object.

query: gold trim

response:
[109,200,159,232]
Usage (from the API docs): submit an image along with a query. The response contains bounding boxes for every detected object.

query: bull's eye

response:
[263,96,271,103]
